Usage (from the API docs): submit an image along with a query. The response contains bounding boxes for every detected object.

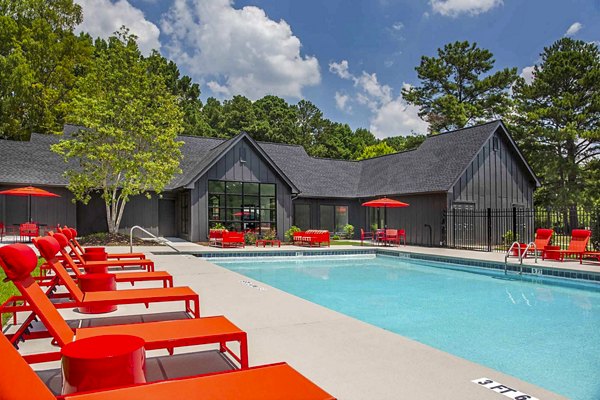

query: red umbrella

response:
[362,197,409,228]
[0,186,60,222]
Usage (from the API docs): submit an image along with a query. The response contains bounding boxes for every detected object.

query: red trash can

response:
[77,273,117,313]
[61,334,146,394]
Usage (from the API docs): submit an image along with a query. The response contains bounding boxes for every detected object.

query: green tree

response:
[220,95,256,138]
[349,128,377,159]
[384,134,426,152]
[0,0,93,139]
[512,38,600,208]
[295,99,325,149]
[357,142,396,160]
[250,95,298,143]
[52,30,184,233]
[402,41,517,134]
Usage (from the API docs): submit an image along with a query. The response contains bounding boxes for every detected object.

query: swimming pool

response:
[214,254,600,400]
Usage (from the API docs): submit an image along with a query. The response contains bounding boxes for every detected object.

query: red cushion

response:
[69,228,78,238]
[53,233,70,250]
[35,236,61,260]
[0,244,38,282]
[60,228,73,240]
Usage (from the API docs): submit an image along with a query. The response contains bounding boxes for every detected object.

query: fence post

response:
[487,208,492,252]
[512,207,517,243]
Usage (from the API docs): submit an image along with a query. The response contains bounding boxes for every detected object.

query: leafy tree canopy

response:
[511,38,600,208]
[52,29,184,233]
[402,40,517,134]
[357,142,396,160]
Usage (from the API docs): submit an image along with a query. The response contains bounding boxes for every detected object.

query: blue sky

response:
[75,0,600,137]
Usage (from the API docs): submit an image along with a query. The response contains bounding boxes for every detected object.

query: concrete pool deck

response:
[5,242,585,399]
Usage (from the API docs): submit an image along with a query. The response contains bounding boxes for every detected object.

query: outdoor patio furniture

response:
[31,236,200,318]
[0,222,4,242]
[293,230,330,247]
[0,332,335,400]
[60,227,147,261]
[360,228,374,246]
[542,229,591,263]
[46,233,173,288]
[209,229,245,248]
[19,223,39,242]
[76,273,118,313]
[0,243,247,367]
[533,228,553,254]
[256,239,281,247]
[49,231,156,272]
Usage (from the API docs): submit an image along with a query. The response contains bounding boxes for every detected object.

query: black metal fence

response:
[444,207,600,252]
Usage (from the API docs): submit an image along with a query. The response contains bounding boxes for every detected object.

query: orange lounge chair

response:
[40,234,173,288]
[0,244,246,366]
[0,333,335,400]
[32,236,199,317]
[542,229,591,263]
[49,231,156,272]
[60,226,147,261]
[533,228,553,254]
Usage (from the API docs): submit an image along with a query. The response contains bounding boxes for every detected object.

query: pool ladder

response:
[504,241,537,275]
[129,225,180,253]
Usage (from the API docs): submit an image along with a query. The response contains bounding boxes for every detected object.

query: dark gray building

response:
[0,120,539,245]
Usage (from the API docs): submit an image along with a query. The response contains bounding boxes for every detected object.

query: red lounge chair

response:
[31,236,200,318]
[0,332,335,400]
[398,229,407,245]
[0,244,246,366]
[39,234,173,288]
[293,230,330,247]
[533,228,553,254]
[360,228,374,246]
[59,226,148,261]
[542,229,591,263]
[48,231,156,272]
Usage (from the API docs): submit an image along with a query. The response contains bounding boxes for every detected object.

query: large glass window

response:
[294,204,311,230]
[208,180,276,234]
[319,205,348,233]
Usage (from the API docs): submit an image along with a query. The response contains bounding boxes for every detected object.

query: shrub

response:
[591,212,600,250]
[262,228,277,240]
[285,226,301,242]
[332,234,341,240]
[502,230,518,245]
[244,231,257,245]
[343,224,354,239]
[371,223,378,232]
[211,222,226,230]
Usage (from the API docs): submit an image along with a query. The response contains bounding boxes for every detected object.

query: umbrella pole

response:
[28,195,32,223]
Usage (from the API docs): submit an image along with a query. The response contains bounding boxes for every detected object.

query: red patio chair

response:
[360,228,374,246]
[533,228,553,254]
[398,229,407,245]
[542,229,590,263]
[0,243,247,367]
[0,332,335,400]
[19,223,39,242]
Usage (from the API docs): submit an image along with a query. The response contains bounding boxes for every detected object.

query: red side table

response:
[77,273,117,313]
[61,334,146,395]
[82,251,109,274]
[543,245,561,261]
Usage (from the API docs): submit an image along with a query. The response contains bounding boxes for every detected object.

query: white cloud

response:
[391,22,404,31]
[430,0,503,17]
[334,92,351,113]
[161,0,320,100]
[75,0,161,55]
[520,65,536,84]
[565,22,583,37]
[329,60,428,137]
[371,98,428,139]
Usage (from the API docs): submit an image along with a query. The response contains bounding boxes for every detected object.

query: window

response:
[492,136,499,151]
[294,204,311,230]
[208,180,276,234]
[319,205,334,232]
[335,206,348,232]
[180,194,189,234]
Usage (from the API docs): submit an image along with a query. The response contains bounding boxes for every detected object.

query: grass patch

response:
[330,240,363,246]
[1,258,43,326]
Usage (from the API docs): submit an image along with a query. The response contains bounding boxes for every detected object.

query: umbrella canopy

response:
[362,197,409,229]
[362,197,409,208]
[0,186,60,222]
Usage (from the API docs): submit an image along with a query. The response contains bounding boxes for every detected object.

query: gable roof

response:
[0,121,538,198]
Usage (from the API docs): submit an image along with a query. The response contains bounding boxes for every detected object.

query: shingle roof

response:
[0,121,534,197]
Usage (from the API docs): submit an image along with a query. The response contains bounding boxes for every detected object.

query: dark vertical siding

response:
[451,130,535,209]
[190,138,293,241]
[0,185,76,229]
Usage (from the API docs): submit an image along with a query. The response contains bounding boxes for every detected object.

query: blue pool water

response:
[214,255,600,400]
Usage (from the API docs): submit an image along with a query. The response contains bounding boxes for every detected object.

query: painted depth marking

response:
[472,378,540,400]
